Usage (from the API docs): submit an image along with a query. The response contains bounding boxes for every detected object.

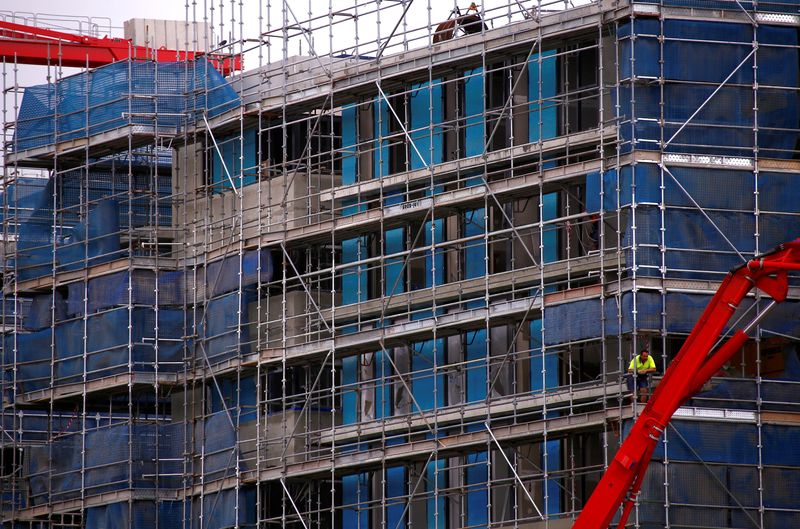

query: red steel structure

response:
[0,19,241,74]
[574,239,800,528]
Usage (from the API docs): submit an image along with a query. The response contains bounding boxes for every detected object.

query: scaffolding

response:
[1,0,800,528]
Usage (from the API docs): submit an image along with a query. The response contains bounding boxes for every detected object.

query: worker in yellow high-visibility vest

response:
[627,349,656,403]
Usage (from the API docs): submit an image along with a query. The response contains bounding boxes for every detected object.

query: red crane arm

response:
[0,20,241,75]
[573,238,800,529]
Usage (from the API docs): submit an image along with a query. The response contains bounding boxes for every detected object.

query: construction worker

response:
[433,3,486,43]
[627,349,656,403]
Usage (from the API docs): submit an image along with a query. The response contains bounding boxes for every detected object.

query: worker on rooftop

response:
[433,2,487,43]
[627,348,656,404]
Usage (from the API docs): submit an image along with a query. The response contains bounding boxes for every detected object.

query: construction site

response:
[1,0,800,527]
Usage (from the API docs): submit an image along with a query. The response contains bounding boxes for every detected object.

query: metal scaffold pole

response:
[2,2,800,528]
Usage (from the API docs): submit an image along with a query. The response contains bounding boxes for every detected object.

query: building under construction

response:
[1,0,800,527]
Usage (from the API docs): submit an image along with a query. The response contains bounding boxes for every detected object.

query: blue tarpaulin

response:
[15,58,238,152]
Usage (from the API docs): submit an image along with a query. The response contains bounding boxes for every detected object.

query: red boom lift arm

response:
[574,238,800,529]
[0,20,241,75]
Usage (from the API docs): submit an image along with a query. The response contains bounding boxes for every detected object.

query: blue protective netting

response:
[544,292,800,346]
[0,177,49,227]
[585,163,800,279]
[543,298,601,346]
[0,411,112,445]
[194,410,237,481]
[23,291,67,330]
[629,421,800,527]
[5,307,184,391]
[4,328,52,393]
[0,299,25,331]
[4,247,273,396]
[58,167,173,228]
[14,58,239,152]
[616,19,799,157]
[27,422,184,504]
[189,487,257,529]
[652,420,759,463]
[66,269,186,317]
[627,206,800,278]
[204,248,273,298]
[85,501,183,529]
[198,289,255,365]
[617,84,798,156]
[10,175,267,281]
[211,375,258,423]
[192,249,274,365]
[11,169,174,282]
[589,165,800,211]
[13,179,123,281]
[93,146,173,168]
[692,377,800,412]
[634,0,800,13]
[53,307,184,385]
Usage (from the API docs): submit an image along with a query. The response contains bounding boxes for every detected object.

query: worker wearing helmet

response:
[627,349,656,403]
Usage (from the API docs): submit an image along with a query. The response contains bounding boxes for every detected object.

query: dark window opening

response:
[264,364,334,414]
[279,245,338,296]
[407,220,427,291]
[559,41,600,135]
[563,341,603,385]
[0,447,21,479]
[569,431,605,509]
[555,182,588,260]
[490,203,513,274]
[262,479,334,529]
[265,365,307,412]
[386,93,409,175]
[310,115,342,175]
[486,62,511,151]
[367,233,382,300]
[262,115,342,178]
[443,77,466,162]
